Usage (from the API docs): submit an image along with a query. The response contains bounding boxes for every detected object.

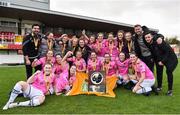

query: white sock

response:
[136,87,152,94]
[9,99,40,108]
[18,100,31,107]
[8,83,22,103]
[19,98,40,107]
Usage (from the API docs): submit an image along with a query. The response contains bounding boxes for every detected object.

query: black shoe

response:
[128,81,135,90]
[143,91,151,96]
[123,81,135,90]
[157,87,162,92]
[151,86,159,95]
[117,84,123,88]
[166,90,173,96]
[123,84,130,90]
[61,89,67,94]
[131,86,135,91]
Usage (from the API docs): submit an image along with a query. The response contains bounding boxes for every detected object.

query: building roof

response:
[0,5,158,33]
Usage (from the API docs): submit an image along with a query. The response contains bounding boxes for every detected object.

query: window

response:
[9,22,17,27]
[0,21,17,27]
[1,21,8,26]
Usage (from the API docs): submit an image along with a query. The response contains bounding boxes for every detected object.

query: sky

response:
[50,0,180,39]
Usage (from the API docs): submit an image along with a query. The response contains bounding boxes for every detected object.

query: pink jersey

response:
[67,57,86,71]
[88,43,95,50]
[94,39,107,57]
[87,58,102,72]
[32,71,55,94]
[53,63,69,92]
[54,73,69,93]
[103,61,117,76]
[133,60,154,80]
[35,57,55,69]
[53,63,69,78]
[116,58,130,76]
[105,40,118,47]
[105,47,119,61]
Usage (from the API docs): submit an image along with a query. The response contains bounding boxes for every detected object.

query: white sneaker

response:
[2,102,10,110]
[9,102,18,108]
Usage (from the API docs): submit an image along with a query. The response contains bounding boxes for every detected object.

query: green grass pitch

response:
[0,59,180,114]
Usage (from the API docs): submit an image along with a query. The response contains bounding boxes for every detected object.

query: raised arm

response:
[31,59,37,68]
[31,57,44,68]
[61,51,73,62]
[27,70,41,84]
[82,29,90,41]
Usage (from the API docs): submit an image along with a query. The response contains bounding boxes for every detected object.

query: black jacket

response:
[74,45,91,63]
[156,41,178,71]
[22,33,42,58]
[145,33,164,61]
[147,35,178,71]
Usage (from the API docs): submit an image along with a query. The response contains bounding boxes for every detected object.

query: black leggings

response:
[25,59,41,79]
[155,61,177,90]
[166,69,173,90]
[165,63,177,90]
[155,62,164,88]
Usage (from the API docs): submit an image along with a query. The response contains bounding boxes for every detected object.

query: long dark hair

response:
[45,32,53,39]
[117,30,126,48]
[68,65,76,80]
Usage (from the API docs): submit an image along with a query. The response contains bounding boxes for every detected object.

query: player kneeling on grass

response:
[3,63,55,110]
[129,52,155,96]
[115,52,131,87]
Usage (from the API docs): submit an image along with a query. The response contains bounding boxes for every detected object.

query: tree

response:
[166,36,180,45]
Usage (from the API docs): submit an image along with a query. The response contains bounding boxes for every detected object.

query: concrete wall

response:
[0,54,24,64]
